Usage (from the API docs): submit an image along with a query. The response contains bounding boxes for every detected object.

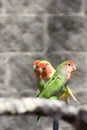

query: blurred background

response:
[0,0,87,130]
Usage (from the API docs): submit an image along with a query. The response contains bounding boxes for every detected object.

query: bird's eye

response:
[68,64,71,66]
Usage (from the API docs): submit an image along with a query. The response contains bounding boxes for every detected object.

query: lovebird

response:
[33,60,55,92]
[33,60,78,121]
[33,60,79,104]
[38,60,76,98]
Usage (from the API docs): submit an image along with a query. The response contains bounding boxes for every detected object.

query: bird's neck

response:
[58,69,71,81]
[65,72,72,80]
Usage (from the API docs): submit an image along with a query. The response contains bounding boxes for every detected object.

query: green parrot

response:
[33,60,79,104]
[36,60,76,121]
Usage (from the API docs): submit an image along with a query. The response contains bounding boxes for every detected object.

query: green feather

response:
[36,61,69,121]
[38,79,45,92]
[38,76,66,99]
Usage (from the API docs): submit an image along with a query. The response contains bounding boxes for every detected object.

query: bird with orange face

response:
[33,60,79,103]
[33,60,55,92]
[33,60,79,121]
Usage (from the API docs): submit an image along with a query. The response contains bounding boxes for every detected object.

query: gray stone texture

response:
[47,15,86,52]
[3,0,82,14]
[0,0,86,130]
[0,16,44,52]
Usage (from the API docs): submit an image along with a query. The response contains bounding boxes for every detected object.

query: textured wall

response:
[0,0,87,130]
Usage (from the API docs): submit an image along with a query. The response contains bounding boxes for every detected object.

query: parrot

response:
[33,60,55,92]
[38,60,76,99]
[33,60,79,104]
[34,60,78,121]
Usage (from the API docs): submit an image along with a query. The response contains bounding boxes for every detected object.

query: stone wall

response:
[0,0,87,130]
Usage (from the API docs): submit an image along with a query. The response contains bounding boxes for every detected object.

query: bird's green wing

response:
[38,76,66,99]
[38,79,45,92]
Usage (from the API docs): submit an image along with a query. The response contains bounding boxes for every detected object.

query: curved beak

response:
[39,68,43,73]
[73,64,76,72]
[33,64,36,70]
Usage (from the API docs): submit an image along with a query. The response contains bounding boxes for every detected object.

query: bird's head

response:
[33,60,55,80]
[57,60,76,81]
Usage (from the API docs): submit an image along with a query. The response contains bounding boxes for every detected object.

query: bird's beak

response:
[33,64,36,70]
[39,68,43,73]
[73,65,76,72]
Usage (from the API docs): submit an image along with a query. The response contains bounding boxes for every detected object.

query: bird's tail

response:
[66,86,79,104]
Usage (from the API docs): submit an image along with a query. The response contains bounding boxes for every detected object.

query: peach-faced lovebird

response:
[33,60,79,104]
[33,60,55,92]
[38,61,76,98]
[34,60,77,121]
